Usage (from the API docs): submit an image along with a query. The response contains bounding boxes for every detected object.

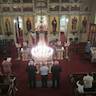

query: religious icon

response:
[82,16,87,33]
[26,18,32,32]
[5,18,11,35]
[51,17,57,34]
[71,16,77,30]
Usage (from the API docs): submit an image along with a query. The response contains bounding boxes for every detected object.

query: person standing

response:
[83,73,94,91]
[26,60,37,88]
[39,63,49,88]
[85,40,92,55]
[64,40,70,60]
[76,80,84,93]
[51,60,62,88]
[2,57,12,75]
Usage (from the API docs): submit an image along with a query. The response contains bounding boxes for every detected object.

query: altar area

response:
[20,43,65,62]
[15,13,70,69]
[18,29,66,60]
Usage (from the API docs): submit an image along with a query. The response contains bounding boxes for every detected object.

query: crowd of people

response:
[0,40,95,93]
[26,60,62,88]
[0,57,62,89]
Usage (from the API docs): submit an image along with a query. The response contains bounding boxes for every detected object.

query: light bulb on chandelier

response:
[31,40,54,62]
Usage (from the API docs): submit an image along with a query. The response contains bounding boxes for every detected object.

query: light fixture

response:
[31,39,54,62]
[31,8,54,62]
[31,31,54,62]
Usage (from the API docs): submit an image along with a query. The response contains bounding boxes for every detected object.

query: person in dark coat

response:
[51,60,62,88]
[26,60,37,88]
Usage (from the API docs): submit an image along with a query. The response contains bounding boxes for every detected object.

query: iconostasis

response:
[0,15,90,43]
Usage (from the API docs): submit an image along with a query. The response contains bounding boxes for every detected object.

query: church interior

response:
[0,0,96,96]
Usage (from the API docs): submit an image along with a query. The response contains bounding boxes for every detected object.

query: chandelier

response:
[31,14,54,62]
[31,40,54,62]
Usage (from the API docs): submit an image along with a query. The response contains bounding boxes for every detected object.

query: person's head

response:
[79,80,84,85]
[88,72,93,76]
[54,60,59,65]
[42,64,46,66]
[28,60,34,66]
[87,40,90,44]
[3,57,7,61]
[53,17,56,20]
[7,57,12,62]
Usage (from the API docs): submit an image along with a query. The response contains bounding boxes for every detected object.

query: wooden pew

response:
[69,72,96,96]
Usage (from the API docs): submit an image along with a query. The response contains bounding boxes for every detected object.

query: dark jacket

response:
[51,65,62,78]
[26,65,37,77]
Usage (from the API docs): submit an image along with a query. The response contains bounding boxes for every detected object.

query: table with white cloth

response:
[90,47,96,63]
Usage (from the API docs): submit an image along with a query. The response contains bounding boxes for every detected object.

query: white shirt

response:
[64,41,70,47]
[83,75,94,88]
[40,66,49,76]
[76,81,84,93]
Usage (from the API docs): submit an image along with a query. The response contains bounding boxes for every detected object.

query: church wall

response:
[0,14,91,42]
[0,0,95,43]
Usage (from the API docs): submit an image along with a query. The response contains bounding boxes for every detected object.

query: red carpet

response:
[0,44,96,96]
